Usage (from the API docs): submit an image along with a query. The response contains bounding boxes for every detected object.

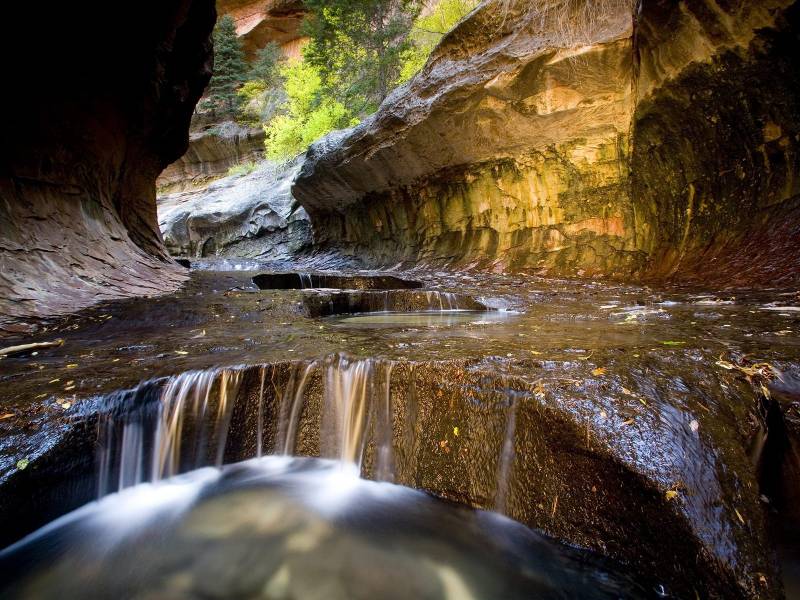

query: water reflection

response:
[331,310,512,327]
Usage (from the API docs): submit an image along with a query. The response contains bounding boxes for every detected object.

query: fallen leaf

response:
[665,490,679,501]
[64,385,76,391]
[48,378,60,384]
[591,367,607,376]
[0,413,14,420]
[16,458,29,470]
[621,419,634,426]
[734,508,745,524]
[61,402,72,409]
[65,363,78,369]
[175,350,189,355]
[660,340,686,346]
[453,426,460,437]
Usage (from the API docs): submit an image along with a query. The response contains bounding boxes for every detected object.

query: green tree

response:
[302,0,422,117]
[250,41,282,87]
[264,59,351,161]
[206,15,248,113]
[398,0,479,83]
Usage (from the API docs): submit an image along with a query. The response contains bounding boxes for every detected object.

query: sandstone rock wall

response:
[0,1,216,336]
[157,121,266,192]
[293,0,800,284]
[217,0,306,59]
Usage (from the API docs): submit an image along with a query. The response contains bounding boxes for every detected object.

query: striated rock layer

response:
[0,0,216,336]
[157,121,266,192]
[217,0,306,59]
[293,0,800,284]
[159,160,311,258]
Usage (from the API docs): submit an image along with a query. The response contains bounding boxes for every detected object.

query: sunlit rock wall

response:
[217,0,306,59]
[157,121,266,192]
[294,0,800,283]
[0,1,216,335]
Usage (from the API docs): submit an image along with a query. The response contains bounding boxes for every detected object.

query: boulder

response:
[159,159,311,258]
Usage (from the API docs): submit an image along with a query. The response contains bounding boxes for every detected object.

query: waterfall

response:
[96,355,396,495]
[97,367,243,496]
[299,272,313,288]
[276,360,319,455]
[494,391,522,515]
[320,355,376,468]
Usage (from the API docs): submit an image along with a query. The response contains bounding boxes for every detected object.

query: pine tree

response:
[302,0,422,117]
[206,15,248,113]
[250,42,282,87]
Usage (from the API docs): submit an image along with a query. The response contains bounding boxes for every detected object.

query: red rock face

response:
[217,0,306,59]
[0,1,216,336]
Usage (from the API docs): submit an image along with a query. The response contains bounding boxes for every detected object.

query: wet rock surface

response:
[1,266,798,598]
[252,272,422,290]
[0,0,216,336]
[159,160,312,259]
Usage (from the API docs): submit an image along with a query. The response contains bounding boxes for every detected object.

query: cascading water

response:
[96,354,402,494]
[96,367,243,495]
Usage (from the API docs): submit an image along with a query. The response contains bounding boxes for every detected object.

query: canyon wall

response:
[0,0,216,335]
[293,0,800,283]
[217,0,306,59]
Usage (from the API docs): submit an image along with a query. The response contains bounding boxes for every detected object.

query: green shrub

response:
[263,59,353,161]
[397,0,478,84]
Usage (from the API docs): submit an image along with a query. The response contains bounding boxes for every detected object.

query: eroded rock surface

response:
[0,0,216,336]
[217,0,306,59]
[159,160,311,258]
[157,121,266,192]
[293,0,800,284]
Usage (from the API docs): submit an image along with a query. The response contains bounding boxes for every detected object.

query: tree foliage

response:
[397,0,479,83]
[249,42,282,87]
[263,60,351,161]
[206,15,248,113]
[301,0,423,116]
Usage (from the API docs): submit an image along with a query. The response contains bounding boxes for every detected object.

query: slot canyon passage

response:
[1,0,800,598]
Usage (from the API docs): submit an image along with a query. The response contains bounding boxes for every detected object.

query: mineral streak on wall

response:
[293,0,800,285]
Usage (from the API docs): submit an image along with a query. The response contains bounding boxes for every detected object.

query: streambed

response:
[1,265,799,598]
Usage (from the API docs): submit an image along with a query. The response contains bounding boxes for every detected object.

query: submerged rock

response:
[159,160,312,259]
[293,0,800,285]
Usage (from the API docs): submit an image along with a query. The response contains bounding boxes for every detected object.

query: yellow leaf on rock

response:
[666,490,678,501]
[453,427,459,437]
[591,367,607,376]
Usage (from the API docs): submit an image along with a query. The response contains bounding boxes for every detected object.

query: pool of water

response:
[0,456,647,599]
[330,309,513,327]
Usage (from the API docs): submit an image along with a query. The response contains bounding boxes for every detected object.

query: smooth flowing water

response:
[0,456,646,600]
